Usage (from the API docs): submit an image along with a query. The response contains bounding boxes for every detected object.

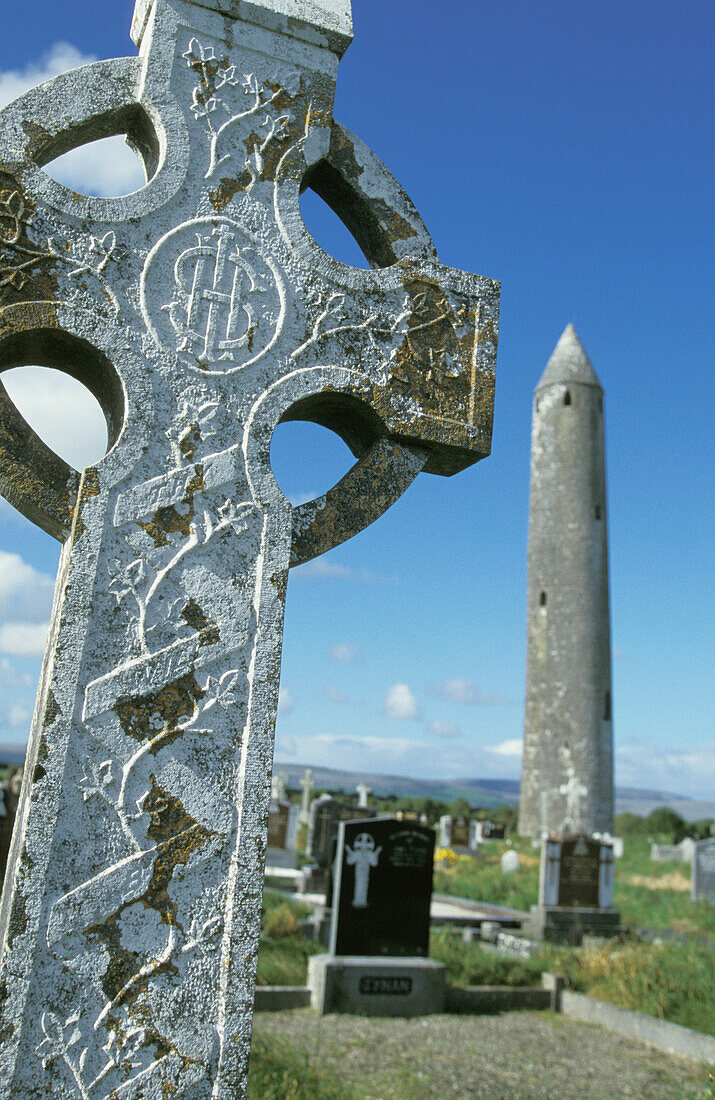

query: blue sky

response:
[0,1,712,798]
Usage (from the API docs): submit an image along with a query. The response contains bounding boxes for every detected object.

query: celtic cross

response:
[0,0,499,1095]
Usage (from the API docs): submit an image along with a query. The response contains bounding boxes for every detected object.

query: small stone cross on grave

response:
[356,781,371,808]
[299,767,314,823]
[0,0,499,1095]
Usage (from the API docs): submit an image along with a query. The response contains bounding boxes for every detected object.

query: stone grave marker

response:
[557,833,602,908]
[529,834,620,943]
[692,839,715,902]
[0,0,499,1092]
[307,795,376,867]
[266,797,299,868]
[439,813,476,850]
[299,768,314,824]
[267,799,290,849]
[329,818,435,956]
[500,849,520,874]
[356,781,371,808]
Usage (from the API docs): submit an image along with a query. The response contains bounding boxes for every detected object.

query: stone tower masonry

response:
[518,325,614,837]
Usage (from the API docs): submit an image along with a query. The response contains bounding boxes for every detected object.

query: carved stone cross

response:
[0,0,499,1095]
[356,780,371,808]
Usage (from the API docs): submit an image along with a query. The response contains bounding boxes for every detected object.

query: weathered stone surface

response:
[519,326,613,837]
[0,0,499,1095]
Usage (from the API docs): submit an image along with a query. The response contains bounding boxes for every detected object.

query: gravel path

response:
[252,1009,712,1099]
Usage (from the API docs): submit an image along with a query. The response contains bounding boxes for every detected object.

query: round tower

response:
[518,325,614,837]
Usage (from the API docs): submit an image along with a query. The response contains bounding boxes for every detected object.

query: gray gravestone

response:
[692,839,715,902]
[267,799,290,849]
[0,0,499,1093]
[530,833,620,944]
[329,818,434,956]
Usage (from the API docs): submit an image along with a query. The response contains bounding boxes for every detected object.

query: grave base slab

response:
[527,905,623,945]
[308,955,446,1016]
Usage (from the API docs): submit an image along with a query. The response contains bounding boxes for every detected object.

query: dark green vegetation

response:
[431,930,715,1036]
[257,890,320,986]
[285,786,519,828]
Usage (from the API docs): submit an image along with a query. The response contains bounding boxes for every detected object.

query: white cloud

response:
[0,623,49,657]
[616,742,715,801]
[0,43,92,107]
[428,719,461,739]
[2,368,108,471]
[295,559,398,584]
[0,551,55,622]
[433,677,510,706]
[385,683,420,720]
[330,642,362,664]
[312,733,426,760]
[0,44,144,198]
[326,685,348,703]
[0,659,33,688]
[278,686,294,715]
[8,704,31,729]
[487,738,524,757]
[287,490,318,506]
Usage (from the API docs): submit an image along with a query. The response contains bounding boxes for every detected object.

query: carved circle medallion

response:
[140,216,285,373]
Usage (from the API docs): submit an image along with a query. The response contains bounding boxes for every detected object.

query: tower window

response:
[563,391,571,406]
[603,691,611,721]
[595,505,601,520]
[539,591,547,607]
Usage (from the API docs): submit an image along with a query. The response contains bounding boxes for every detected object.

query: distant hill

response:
[0,745,26,767]
[275,761,714,821]
[1,745,710,821]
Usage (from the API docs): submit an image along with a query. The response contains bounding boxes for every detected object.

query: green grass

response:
[435,834,715,937]
[431,927,715,1036]
[433,839,540,911]
[248,1033,361,1099]
[257,889,321,986]
[552,937,715,1035]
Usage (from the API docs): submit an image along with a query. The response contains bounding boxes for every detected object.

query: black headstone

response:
[307,797,376,867]
[557,834,601,908]
[330,818,435,957]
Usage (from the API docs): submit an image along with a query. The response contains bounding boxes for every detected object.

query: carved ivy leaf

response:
[78,758,113,802]
[0,189,26,244]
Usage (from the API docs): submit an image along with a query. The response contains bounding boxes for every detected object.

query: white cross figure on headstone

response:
[0,0,499,1094]
[346,832,382,908]
[356,781,371,809]
[559,774,588,831]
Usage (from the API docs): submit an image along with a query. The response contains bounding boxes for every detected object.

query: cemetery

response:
[0,0,711,1097]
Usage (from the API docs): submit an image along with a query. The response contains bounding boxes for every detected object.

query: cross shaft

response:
[0,1,499,1095]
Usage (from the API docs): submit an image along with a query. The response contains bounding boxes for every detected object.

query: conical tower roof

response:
[535,324,602,391]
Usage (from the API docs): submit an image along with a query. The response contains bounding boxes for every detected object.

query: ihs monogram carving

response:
[141,217,285,371]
